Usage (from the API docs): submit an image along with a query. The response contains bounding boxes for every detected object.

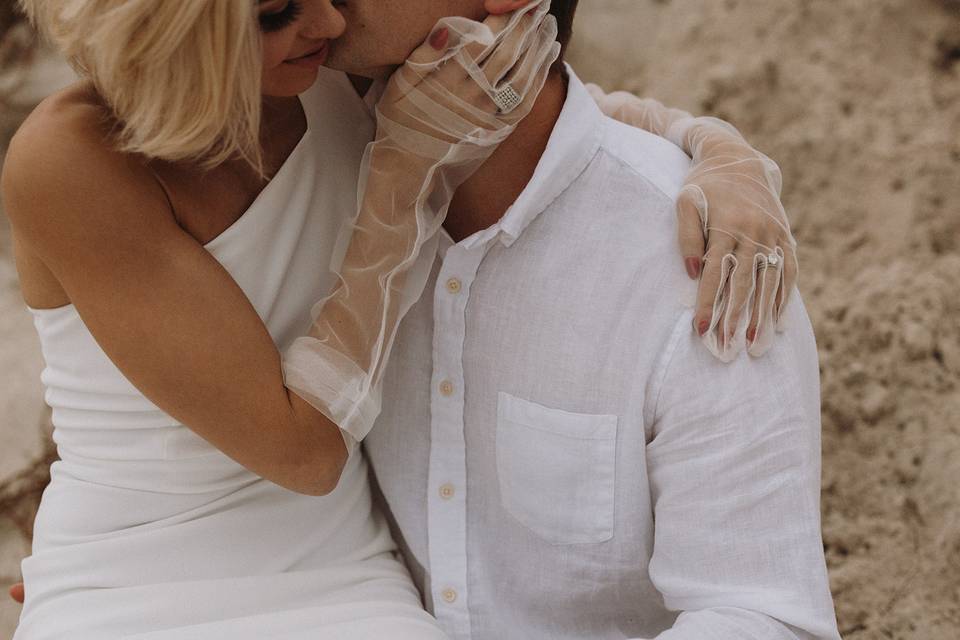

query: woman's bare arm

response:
[1,101,346,496]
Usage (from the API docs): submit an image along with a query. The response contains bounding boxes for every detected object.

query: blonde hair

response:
[21,0,264,171]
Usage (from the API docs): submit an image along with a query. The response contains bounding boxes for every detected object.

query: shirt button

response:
[439,483,455,499]
[439,380,455,396]
[446,277,462,294]
[441,588,458,604]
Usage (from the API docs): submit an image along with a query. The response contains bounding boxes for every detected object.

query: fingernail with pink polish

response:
[430,28,449,50]
[697,319,709,336]
[684,257,702,280]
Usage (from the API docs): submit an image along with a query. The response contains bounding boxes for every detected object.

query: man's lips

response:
[287,41,330,68]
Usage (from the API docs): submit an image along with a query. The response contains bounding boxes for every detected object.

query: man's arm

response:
[640,298,840,640]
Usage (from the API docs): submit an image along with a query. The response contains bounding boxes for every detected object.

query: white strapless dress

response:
[14,70,446,639]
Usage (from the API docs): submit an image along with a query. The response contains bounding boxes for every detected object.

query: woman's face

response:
[258,0,348,96]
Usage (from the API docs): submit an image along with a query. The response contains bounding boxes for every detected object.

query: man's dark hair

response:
[549,0,580,56]
[547,0,579,75]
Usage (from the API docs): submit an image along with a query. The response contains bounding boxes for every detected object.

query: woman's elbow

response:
[284,440,349,496]
[257,419,349,496]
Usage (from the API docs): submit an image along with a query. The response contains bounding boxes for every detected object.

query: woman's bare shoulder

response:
[9,82,117,168]
[2,82,169,243]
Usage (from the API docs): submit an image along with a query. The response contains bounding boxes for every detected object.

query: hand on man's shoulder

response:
[599,114,692,202]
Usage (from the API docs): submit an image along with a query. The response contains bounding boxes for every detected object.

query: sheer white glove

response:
[587,88,798,362]
[283,1,560,446]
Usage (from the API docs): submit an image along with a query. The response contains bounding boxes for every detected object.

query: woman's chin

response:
[262,69,322,97]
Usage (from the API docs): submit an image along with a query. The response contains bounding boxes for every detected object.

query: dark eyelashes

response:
[259,0,303,33]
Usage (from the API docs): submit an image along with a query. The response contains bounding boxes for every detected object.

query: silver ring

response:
[492,84,523,114]
[766,253,780,267]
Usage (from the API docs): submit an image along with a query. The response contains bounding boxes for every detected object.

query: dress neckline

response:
[29,85,320,315]
[203,90,313,251]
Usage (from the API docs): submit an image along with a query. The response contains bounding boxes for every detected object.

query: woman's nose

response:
[301,0,347,41]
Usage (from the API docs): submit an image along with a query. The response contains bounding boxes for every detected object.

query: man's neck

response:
[345,69,568,243]
[444,71,567,243]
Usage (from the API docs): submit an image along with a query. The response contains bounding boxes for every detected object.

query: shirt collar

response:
[492,66,604,248]
[439,66,605,257]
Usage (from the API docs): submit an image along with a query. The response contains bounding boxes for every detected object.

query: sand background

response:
[1,0,959,638]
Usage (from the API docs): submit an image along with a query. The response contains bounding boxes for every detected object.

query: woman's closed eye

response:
[259,0,303,33]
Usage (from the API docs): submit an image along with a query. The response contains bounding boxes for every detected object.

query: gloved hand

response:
[283,0,560,446]
[587,88,798,362]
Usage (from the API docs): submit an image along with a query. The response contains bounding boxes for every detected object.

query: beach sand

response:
[1,0,959,637]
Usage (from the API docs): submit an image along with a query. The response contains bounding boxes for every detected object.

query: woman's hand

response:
[587,88,797,362]
[377,3,555,148]
[680,124,797,361]
[282,1,560,445]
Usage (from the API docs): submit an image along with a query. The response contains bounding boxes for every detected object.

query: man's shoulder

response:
[596,115,692,203]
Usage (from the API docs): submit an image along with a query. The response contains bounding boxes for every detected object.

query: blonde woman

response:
[2,0,799,638]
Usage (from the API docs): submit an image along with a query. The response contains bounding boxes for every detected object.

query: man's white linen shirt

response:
[364,70,841,640]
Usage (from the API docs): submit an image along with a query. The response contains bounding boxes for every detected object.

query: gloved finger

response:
[408,22,462,66]
[463,3,534,65]
[406,9,515,75]
[480,10,538,86]
[495,15,559,123]
[388,13,522,136]
[394,25,473,112]
[694,234,736,337]
[677,185,707,279]
[418,2,552,120]
[378,0,556,145]
[758,151,783,197]
[746,251,782,357]
[704,253,739,359]
[719,245,758,349]
[434,9,554,128]
[776,242,799,329]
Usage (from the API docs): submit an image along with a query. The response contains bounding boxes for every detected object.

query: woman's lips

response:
[287,41,329,68]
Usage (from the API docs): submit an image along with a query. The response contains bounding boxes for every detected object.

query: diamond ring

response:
[766,253,780,267]
[492,84,523,114]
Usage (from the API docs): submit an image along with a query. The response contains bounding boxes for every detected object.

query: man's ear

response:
[484,0,534,16]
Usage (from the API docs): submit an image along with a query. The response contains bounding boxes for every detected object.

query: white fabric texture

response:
[15,70,446,640]
[282,0,560,447]
[587,87,798,363]
[364,70,840,640]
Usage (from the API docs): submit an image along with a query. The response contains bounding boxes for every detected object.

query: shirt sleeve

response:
[639,296,841,640]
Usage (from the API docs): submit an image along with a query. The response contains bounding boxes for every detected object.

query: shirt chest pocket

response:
[496,392,619,545]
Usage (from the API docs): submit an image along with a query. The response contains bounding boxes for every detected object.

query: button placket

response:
[425,243,486,639]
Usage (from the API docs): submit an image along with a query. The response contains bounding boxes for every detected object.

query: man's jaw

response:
[323,37,402,82]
